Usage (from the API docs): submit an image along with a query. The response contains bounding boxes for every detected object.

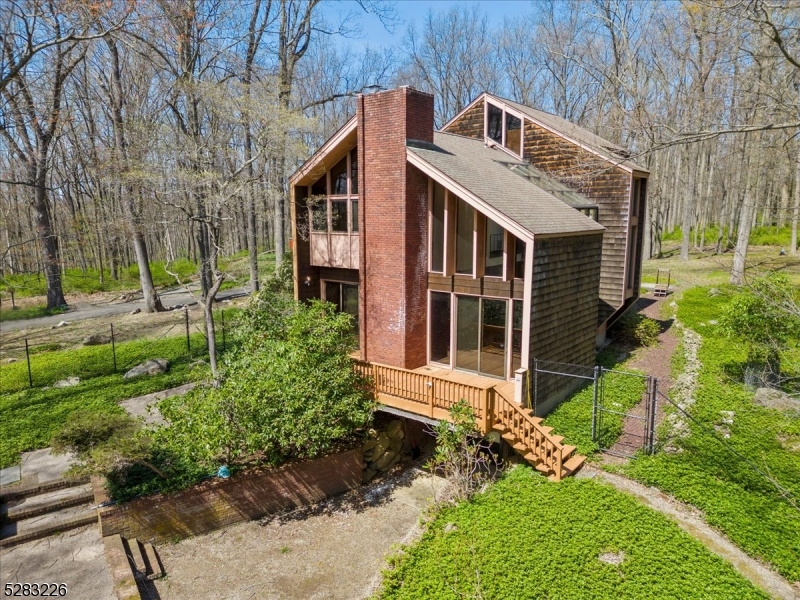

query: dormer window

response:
[485,101,523,156]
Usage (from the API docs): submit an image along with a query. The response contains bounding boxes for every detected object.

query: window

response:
[350,149,358,194]
[455,197,474,275]
[486,102,522,156]
[351,199,359,232]
[485,218,504,277]
[330,157,348,195]
[505,112,521,154]
[331,200,347,232]
[430,292,451,364]
[487,103,503,144]
[324,281,359,337]
[577,207,599,222]
[311,200,328,232]
[514,237,526,279]
[455,295,508,378]
[311,174,326,196]
[431,182,445,272]
[512,300,523,373]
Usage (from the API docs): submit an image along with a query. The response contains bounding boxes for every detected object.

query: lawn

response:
[0,305,68,322]
[379,466,768,599]
[623,286,800,582]
[0,333,214,468]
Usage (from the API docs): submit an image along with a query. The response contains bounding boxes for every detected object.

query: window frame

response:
[484,100,525,157]
[307,147,360,236]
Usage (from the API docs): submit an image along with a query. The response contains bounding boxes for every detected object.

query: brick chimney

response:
[357,87,434,369]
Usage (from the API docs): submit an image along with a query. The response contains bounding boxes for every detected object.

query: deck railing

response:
[354,360,567,480]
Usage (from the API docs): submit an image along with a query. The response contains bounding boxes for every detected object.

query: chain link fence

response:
[0,308,234,394]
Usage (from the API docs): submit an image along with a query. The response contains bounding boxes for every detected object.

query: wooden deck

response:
[353,360,585,480]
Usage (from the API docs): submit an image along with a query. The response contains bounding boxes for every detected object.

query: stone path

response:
[119,382,196,425]
[578,467,800,600]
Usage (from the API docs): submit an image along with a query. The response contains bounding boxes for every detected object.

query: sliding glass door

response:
[453,295,507,379]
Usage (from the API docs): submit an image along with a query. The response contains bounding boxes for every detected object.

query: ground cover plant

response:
[543,349,646,456]
[623,286,800,581]
[0,305,68,322]
[0,355,205,468]
[378,466,767,599]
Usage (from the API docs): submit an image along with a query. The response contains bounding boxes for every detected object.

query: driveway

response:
[153,468,447,600]
[1,287,248,332]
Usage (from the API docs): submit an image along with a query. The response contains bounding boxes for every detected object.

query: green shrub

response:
[615,312,660,347]
[52,411,139,456]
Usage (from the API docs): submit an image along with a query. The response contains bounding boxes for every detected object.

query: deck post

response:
[427,377,435,418]
[514,368,527,404]
[485,387,495,433]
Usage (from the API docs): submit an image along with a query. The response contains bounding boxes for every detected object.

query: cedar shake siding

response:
[529,233,603,414]
[358,88,433,369]
[443,101,483,139]
[523,123,631,324]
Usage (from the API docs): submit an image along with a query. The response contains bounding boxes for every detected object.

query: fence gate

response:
[593,371,658,457]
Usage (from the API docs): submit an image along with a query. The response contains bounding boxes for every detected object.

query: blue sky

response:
[330,0,532,50]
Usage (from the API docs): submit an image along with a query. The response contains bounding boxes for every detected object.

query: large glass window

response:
[514,237,526,279]
[455,197,474,275]
[330,157,348,195]
[512,300,523,373]
[481,299,507,378]
[430,292,451,364]
[325,281,359,338]
[311,174,326,196]
[331,200,348,232]
[351,199,359,232]
[455,296,480,371]
[485,218,504,277]
[311,200,328,232]
[487,103,503,144]
[431,182,445,272]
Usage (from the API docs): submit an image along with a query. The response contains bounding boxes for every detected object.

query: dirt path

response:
[578,466,800,599]
[606,294,678,457]
[152,468,446,600]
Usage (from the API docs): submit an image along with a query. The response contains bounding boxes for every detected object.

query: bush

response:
[615,312,660,347]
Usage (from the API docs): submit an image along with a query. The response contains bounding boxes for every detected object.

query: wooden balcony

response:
[353,360,586,480]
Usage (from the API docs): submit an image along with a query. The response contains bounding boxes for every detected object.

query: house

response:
[288,87,648,479]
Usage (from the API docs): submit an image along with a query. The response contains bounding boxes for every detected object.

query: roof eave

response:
[288,116,357,186]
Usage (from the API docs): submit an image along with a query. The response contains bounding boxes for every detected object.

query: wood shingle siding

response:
[530,233,603,368]
[443,101,484,139]
[523,122,632,325]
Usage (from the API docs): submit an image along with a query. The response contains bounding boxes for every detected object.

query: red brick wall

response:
[358,87,433,369]
[95,449,361,544]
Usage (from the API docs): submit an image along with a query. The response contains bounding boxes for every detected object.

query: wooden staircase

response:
[490,387,586,481]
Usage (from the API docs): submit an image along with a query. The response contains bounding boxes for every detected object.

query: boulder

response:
[130,308,141,315]
[83,334,109,346]
[370,434,390,465]
[386,420,403,438]
[124,359,169,379]
[362,439,378,453]
[362,468,376,484]
[3,358,18,364]
[388,436,402,454]
[52,377,80,388]
[373,450,396,471]
[754,387,800,412]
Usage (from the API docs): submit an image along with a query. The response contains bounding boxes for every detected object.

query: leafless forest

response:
[1,0,799,315]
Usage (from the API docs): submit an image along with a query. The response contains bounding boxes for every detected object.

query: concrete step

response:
[1,483,94,523]
[0,476,89,502]
[126,537,148,576]
[142,542,165,580]
[0,503,97,547]
[124,537,164,581]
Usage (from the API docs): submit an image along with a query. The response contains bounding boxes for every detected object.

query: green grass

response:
[378,467,767,599]
[0,305,68,322]
[543,349,646,457]
[622,286,800,581]
[660,224,794,248]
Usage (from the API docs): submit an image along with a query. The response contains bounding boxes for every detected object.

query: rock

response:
[388,436,402,454]
[130,308,141,315]
[754,387,800,412]
[83,334,108,346]
[708,288,720,297]
[53,377,80,388]
[373,449,396,471]
[362,468,376,484]
[362,439,378,453]
[363,450,374,462]
[370,434,390,465]
[53,320,70,328]
[598,551,625,565]
[124,358,169,379]
[443,523,458,534]
[707,319,718,325]
[3,358,18,364]
[386,420,403,438]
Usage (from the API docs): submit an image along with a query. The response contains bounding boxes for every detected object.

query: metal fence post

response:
[591,365,600,441]
[110,323,117,373]
[185,308,190,356]
[649,378,659,454]
[24,338,32,387]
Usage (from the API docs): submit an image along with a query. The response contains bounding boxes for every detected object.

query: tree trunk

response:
[792,147,799,255]
[31,162,67,308]
[731,140,758,285]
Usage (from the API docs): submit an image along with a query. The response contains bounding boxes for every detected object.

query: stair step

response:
[126,538,148,577]
[1,484,94,523]
[549,435,565,445]
[501,432,517,443]
[563,454,587,474]
[561,445,577,460]
[0,504,97,548]
[532,461,551,473]
[0,476,90,502]
[538,425,554,435]
[491,423,508,434]
[142,542,165,580]
[512,442,528,453]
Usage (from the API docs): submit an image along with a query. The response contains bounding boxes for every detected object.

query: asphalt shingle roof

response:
[407,132,605,237]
